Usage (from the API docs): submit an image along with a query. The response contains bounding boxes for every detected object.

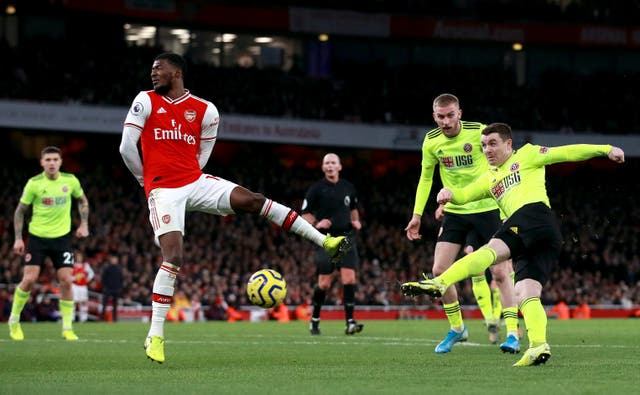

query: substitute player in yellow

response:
[9,146,90,340]
[402,123,625,366]
[405,94,519,353]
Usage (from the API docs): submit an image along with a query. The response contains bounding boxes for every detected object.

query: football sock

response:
[443,301,464,330]
[471,275,494,323]
[492,287,503,322]
[311,286,326,319]
[439,247,497,287]
[9,286,30,323]
[59,300,74,331]
[520,297,547,347]
[79,304,89,322]
[503,306,519,335]
[260,199,324,246]
[148,262,179,338]
[343,284,355,322]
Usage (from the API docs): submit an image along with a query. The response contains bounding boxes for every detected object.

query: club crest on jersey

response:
[62,185,68,193]
[463,143,473,153]
[510,162,520,172]
[184,110,197,122]
[131,102,144,115]
[539,146,549,154]
[162,215,171,224]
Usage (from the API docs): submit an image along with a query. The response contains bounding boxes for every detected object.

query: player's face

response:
[322,154,342,180]
[433,103,462,137]
[481,132,512,166]
[40,153,62,178]
[151,59,178,95]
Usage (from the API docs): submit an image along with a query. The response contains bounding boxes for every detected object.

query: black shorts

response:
[438,209,502,249]
[493,202,562,285]
[24,233,74,270]
[314,234,359,275]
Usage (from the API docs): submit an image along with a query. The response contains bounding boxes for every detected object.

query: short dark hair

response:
[482,123,512,141]
[155,52,186,76]
[41,146,62,158]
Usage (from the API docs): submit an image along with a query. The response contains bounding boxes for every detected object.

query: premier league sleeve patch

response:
[131,102,144,115]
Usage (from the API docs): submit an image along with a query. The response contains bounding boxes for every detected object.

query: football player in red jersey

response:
[119,53,351,364]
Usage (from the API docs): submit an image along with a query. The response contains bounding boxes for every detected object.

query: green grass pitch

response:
[1,319,638,394]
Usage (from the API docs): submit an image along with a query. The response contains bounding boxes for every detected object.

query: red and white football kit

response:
[120,90,238,237]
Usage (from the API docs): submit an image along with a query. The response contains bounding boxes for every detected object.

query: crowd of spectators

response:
[2,35,640,134]
[0,136,638,321]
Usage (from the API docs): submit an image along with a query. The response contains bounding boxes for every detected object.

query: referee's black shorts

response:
[24,233,74,270]
[438,209,502,249]
[493,202,562,286]
[314,233,359,275]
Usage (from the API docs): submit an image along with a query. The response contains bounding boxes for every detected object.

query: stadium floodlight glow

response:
[222,33,237,42]
[171,29,190,36]
[512,42,523,51]
[318,33,329,42]
[255,37,273,43]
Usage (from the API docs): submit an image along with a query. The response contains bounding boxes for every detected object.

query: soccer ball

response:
[246,269,287,309]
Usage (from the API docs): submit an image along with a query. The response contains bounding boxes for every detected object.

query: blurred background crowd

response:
[0,0,639,320]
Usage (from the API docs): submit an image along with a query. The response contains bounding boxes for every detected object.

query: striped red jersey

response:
[124,90,219,195]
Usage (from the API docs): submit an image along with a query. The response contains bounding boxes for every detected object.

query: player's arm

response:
[536,144,622,166]
[349,188,361,230]
[76,193,90,238]
[119,92,150,186]
[437,178,491,206]
[406,152,437,240]
[198,102,220,169]
[86,264,96,282]
[13,202,29,255]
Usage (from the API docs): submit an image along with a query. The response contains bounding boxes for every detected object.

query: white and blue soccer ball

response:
[246,269,287,309]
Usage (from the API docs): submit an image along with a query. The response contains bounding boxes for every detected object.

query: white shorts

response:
[148,173,238,237]
[73,284,89,302]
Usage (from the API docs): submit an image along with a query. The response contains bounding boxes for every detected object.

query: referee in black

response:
[301,153,363,335]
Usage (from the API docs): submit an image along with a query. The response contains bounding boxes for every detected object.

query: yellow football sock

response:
[519,297,547,347]
[9,287,30,323]
[492,287,503,322]
[503,306,519,334]
[59,300,75,331]
[471,275,494,323]
[439,247,497,287]
[443,301,464,330]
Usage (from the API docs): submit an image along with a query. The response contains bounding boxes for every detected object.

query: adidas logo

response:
[157,107,167,114]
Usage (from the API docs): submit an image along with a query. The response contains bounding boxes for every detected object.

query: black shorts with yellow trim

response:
[494,202,562,285]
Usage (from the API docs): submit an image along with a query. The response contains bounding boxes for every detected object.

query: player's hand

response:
[76,223,90,238]
[436,188,453,205]
[609,146,625,163]
[405,214,422,240]
[434,204,445,222]
[13,239,25,255]
[315,219,332,230]
[351,219,362,230]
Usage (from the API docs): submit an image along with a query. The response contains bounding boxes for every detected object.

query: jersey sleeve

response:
[449,174,492,205]
[71,175,84,199]
[412,139,439,216]
[123,91,151,130]
[301,183,319,215]
[19,179,35,205]
[198,101,220,169]
[531,144,612,166]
